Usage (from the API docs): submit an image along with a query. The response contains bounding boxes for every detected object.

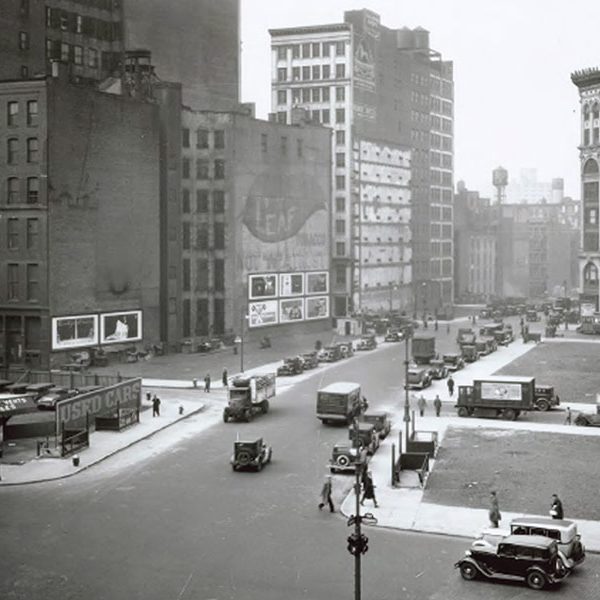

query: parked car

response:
[356,334,377,351]
[526,309,539,322]
[575,412,600,427]
[335,341,354,358]
[534,385,560,411]
[443,353,465,372]
[328,443,368,474]
[25,382,57,400]
[37,387,78,410]
[384,328,405,342]
[300,352,319,370]
[455,534,568,590]
[360,412,392,440]
[510,517,585,569]
[230,438,272,472]
[405,367,432,390]
[318,345,343,362]
[3,382,30,395]
[427,359,448,380]
[348,422,379,455]
[277,356,304,376]
[73,385,103,396]
[461,344,480,363]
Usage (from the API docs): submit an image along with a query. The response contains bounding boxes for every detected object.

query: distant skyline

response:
[240,0,600,199]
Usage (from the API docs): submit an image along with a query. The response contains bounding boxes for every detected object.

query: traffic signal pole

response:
[354,418,362,600]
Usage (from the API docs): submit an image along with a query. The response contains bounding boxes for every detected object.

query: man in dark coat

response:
[433,395,442,417]
[447,376,455,397]
[222,368,228,388]
[318,475,334,513]
[204,373,211,392]
[152,395,161,417]
[550,494,564,519]
[360,471,379,508]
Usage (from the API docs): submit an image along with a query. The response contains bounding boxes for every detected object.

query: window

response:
[335,41,345,56]
[214,222,224,249]
[277,90,287,105]
[322,42,331,57]
[197,189,208,212]
[182,298,191,336]
[73,45,83,65]
[297,139,303,157]
[214,159,225,179]
[182,188,190,213]
[182,222,191,250]
[27,177,39,203]
[8,219,19,249]
[26,218,38,249]
[197,223,208,250]
[21,66,28,79]
[302,43,310,58]
[8,264,19,300]
[46,7,52,27]
[322,64,331,79]
[214,130,225,149]
[593,103,600,119]
[182,128,190,148]
[277,67,287,82]
[321,109,330,124]
[261,133,268,153]
[8,101,19,126]
[7,138,18,164]
[335,197,345,212]
[335,64,345,78]
[336,87,345,102]
[311,87,321,102]
[292,66,300,81]
[594,128,600,145]
[277,46,287,61]
[60,12,68,31]
[312,65,320,80]
[335,219,346,234]
[292,45,300,59]
[281,136,288,155]
[75,14,83,34]
[87,47,98,68]
[26,264,39,301]
[335,108,345,123]
[277,111,287,124]
[27,100,38,126]
[7,178,19,203]
[292,88,301,103]
[336,175,345,190]
[214,260,225,293]
[182,259,190,292]
[213,190,225,213]
[336,152,345,167]
[336,130,345,145]
[196,159,209,179]
[302,66,310,80]
[197,128,209,149]
[302,88,310,102]
[19,32,29,51]
[312,42,320,57]
[322,86,330,101]
[336,242,346,256]
[60,42,69,62]
[335,264,346,285]
[182,158,190,179]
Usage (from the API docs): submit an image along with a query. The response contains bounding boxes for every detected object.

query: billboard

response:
[306,271,329,295]
[52,315,98,350]
[248,300,278,328]
[279,298,304,323]
[100,310,142,345]
[249,274,278,299]
[481,382,523,402]
[280,273,304,297]
[305,296,329,320]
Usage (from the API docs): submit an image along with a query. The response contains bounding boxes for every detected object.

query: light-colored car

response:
[37,387,77,410]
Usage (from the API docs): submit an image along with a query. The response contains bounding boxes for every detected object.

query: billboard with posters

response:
[306,271,329,295]
[52,315,99,350]
[279,298,304,323]
[249,273,278,300]
[100,310,142,345]
[305,296,329,320]
[248,300,278,328]
[280,273,304,297]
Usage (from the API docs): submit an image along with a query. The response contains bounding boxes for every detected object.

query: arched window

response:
[593,102,600,120]
[584,103,590,121]
[584,262,598,282]
[583,158,599,176]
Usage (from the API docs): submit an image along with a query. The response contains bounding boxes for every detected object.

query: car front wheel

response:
[459,563,477,581]
[526,570,547,590]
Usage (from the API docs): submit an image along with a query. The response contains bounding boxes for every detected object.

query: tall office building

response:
[270,9,453,317]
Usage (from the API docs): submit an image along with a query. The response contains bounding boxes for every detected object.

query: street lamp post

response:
[403,331,412,448]
[563,280,569,331]
[234,310,247,373]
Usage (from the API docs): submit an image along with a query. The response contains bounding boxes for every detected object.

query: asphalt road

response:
[1,342,599,599]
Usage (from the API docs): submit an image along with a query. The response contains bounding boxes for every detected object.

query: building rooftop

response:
[269,23,351,37]
[571,67,600,88]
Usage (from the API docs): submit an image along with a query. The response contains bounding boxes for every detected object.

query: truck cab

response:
[534,385,560,411]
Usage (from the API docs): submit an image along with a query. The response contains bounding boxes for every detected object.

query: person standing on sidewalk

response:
[360,471,378,508]
[152,395,161,417]
[222,368,228,388]
[417,394,427,417]
[447,375,455,397]
[550,494,564,519]
[489,491,501,527]
[433,395,442,417]
[204,373,211,392]
[446,322,451,335]
[318,475,335,513]
[564,406,572,425]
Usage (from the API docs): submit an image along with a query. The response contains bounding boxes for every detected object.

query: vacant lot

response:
[424,426,600,520]
[495,341,600,404]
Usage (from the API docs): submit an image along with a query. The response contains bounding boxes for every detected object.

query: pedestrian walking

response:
[447,375,455,397]
[434,320,439,331]
[318,475,335,513]
[204,373,211,392]
[152,395,161,417]
[433,394,442,417]
[417,394,427,417]
[360,471,378,508]
[550,494,564,519]
[564,406,572,425]
[489,490,501,528]
[446,322,451,335]
[222,368,228,388]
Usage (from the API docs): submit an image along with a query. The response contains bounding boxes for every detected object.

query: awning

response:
[0,394,39,418]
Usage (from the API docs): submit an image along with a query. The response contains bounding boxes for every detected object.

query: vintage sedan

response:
[575,412,600,427]
[230,438,272,472]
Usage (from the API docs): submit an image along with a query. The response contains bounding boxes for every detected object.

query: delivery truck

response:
[316,382,367,425]
[411,334,436,365]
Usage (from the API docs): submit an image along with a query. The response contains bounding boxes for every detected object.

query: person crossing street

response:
[433,394,442,417]
[447,375,455,397]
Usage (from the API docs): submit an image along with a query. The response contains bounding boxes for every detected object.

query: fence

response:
[406,430,438,459]
[1,368,126,390]
[60,417,90,457]
[95,406,140,432]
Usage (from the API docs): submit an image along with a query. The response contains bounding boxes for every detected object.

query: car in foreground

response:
[230,438,272,472]
[456,534,568,590]
[328,443,368,474]
[575,412,600,427]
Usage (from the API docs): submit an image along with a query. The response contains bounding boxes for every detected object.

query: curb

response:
[0,404,206,487]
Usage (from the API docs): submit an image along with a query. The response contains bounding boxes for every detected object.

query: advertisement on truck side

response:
[481,382,523,402]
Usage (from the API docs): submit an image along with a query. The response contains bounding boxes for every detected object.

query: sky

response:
[240,0,600,200]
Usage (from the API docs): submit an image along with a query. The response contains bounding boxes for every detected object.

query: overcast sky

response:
[240,0,600,199]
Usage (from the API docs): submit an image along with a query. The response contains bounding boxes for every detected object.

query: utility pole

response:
[240,309,245,373]
[403,331,412,448]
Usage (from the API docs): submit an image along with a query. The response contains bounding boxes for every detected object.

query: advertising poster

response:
[52,315,98,350]
[481,382,523,402]
[305,296,329,320]
[100,310,142,344]
[248,301,278,328]
[279,298,304,323]
[279,273,304,297]
[249,274,278,299]
[306,271,329,295]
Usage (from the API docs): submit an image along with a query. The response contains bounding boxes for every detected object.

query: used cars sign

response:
[0,393,38,417]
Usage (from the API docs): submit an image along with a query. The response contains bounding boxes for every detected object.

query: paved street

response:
[2,339,600,599]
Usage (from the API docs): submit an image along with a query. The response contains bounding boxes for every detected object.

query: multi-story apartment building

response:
[572,67,600,309]
[270,9,453,317]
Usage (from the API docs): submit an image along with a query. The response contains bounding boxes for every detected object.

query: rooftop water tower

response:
[492,166,508,204]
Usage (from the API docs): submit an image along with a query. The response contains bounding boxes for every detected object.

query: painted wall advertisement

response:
[481,382,523,402]
[248,301,279,328]
[100,310,142,344]
[52,314,98,350]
